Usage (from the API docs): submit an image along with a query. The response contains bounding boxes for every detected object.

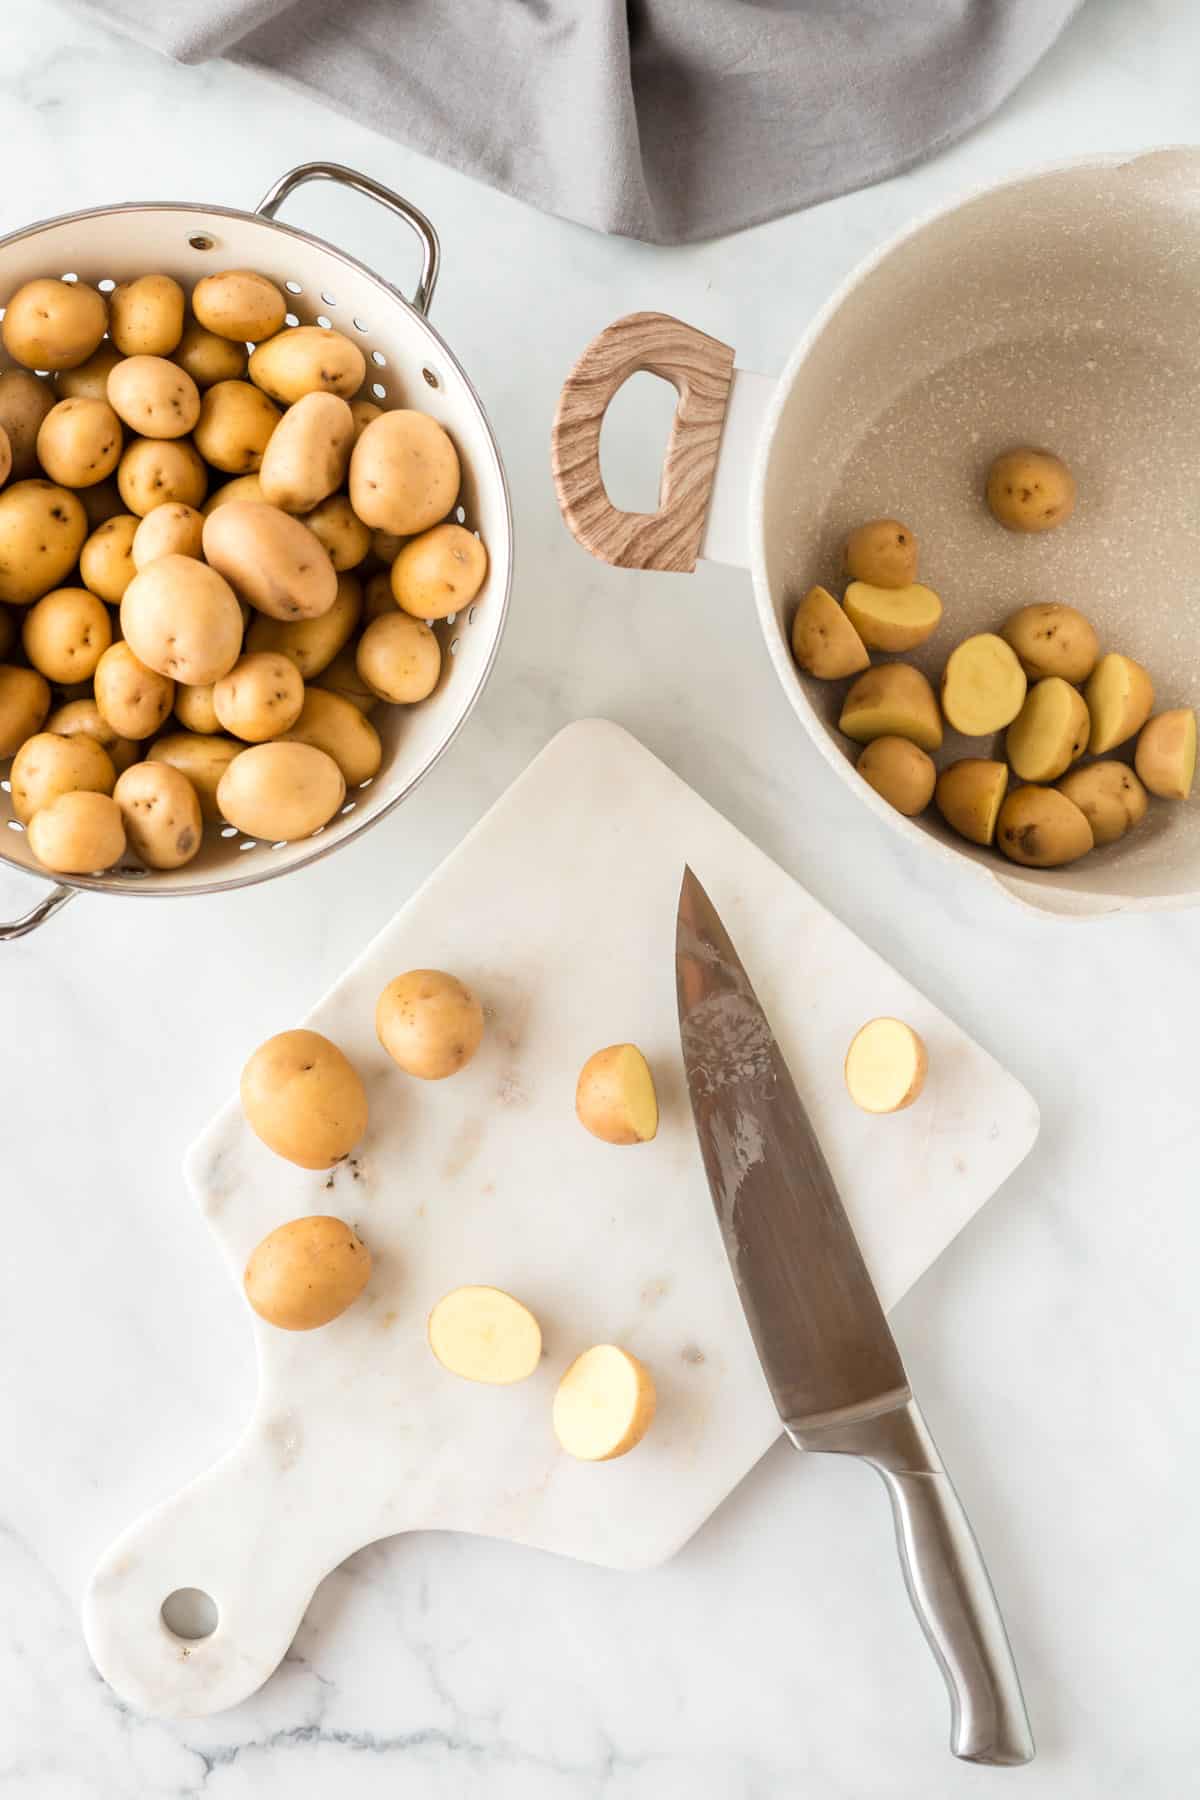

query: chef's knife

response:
[675,867,1034,1767]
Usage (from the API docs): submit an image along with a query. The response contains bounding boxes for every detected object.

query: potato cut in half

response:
[935,758,1009,847]
[843,517,918,589]
[428,1286,542,1385]
[576,1044,658,1145]
[1005,677,1090,783]
[1134,709,1196,801]
[844,1018,928,1115]
[941,634,1026,736]
[1057,761,1148,847]
[553,1345,657,1461]
[789,584,869,679]
[996,785,1093,868]
[839,662,942,752]
[1085,653,1154,755]
[843,581,942,654]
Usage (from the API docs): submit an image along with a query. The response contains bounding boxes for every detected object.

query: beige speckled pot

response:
[554,148,1200,918]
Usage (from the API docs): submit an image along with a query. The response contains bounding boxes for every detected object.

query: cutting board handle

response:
[551,311,736,572]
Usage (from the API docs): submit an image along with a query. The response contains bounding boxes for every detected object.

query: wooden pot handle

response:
[551,311,735,572]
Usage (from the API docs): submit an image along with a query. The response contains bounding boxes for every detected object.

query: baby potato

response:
[1000,602,1099,684]
[1134,708,1197,801]
[108,274,185,357]
[376,969,485,1080]
[940,634,1026,735]
[349,398,382,441]
[553,1345,656,1461]
[244,1215,372,1330]
[56,343,123,403]
[1058,761,1148,846]
[370,528,406,566]
[364,569,398,620]
[356,611,441,703]
[248,324,366,405]
[217,739,345,841]
[0,369,55,478]
[302,495,371,572]
[113,760,202,868]
[934,758,1009,847]
[996,785,1094,868]
[26,789,125,874]
[79,477,125,532]
[986,447,1076,532]
[201,472,265,516]
[839,662,943,752]
[428,1287,542,1384]
[350,410,460,535]
[0,664,51,754]
[246,571,361,679]
[1085,652,1155,754]
[259,391,355,514]
[844,517,919,588]
[2,278,107,372]
[148,731,242,821]
[193,379,281,475]
[9,730,115,824]
[94,640,175,739]
[391,523,487,621]
[117,436,207,515]
[131,501,204,570]
[843,580,942,654]
[173,319,248,389]
[576,1044,659,1144]
[280,687,382,787]
[37,397,123,487]
[173,681,219,734]
[192,270,286,344]
[314,642,377,714]
[121,555,244,686]
[21,586,111,683]
[789,584,869,679]
[0,481,88,605]
[79,512,138,603]
[213,651,304,743]
[240,1028,368,1169]
[856,735,935,817]
[45,696,138,772]
[107,355,200,440]
[844,1017,928,1115]
[1005,677,1090,782]
[202,501,338,622]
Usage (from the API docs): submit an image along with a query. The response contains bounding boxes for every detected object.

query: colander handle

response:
[255,162,440,317]
[0,881,75,941]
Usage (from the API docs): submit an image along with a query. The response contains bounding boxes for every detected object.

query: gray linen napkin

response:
[77,1,1082,243]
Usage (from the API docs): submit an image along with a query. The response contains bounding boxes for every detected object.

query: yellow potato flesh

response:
[428,1286,542,1384]
[1005,677,1090,782]
[839,664,943,752]
[1085,654,1154,754]
[940,634,1026,735]
[843,581,942,653]
[575,1044,658,1144]
[844,1018,928,1115]
[553,1345,657,1461]
[1134,709,1196,800]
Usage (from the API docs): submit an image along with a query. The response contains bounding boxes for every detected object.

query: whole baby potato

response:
[364,569,398,620]
[350,409,460,535]
[844,518,919,588]
[9,730,115,824]
[246,572,361,678]
[26,789,125,874]
[248,325,366,405]
[391,522,487,620]
[36,397,123,488]
[79,512,138,602]
[193,380,281,474]
[44,696,138,773]
[349,398,382,441]
[216,739,345,841]
[148,731,242,821]
[21,586,111,683]
[79,477,125,532]
[370,528,406,566]
[376,970,485,1080]
[281,686,382,786]
[302,495,371,572]
[56,343,123,403]
[0,481,88,604]
[244,1214,372,1330]
[314,642,377,714]
[1000,603,1099,684]
[213,651,305,743]
[108,274,186,357]
[192,270,286,344]
[240,1029,368,1170]
[789,584,869,680]
[996,785,1094,868]
[113,759,203,868]
[174,681,220,734]
[117,436,207,515]
[202,472,264,515]
[986,447,1076,533]
[131,501,204,570]
[202,501,338,621]
[0,369,55,477]
[856,735,935,818]
[2,278,107,372]
[121,555,244,685]
[1058,761,1148,847]
[356,610,441,703]
[94,640,175,739]
[259,391,355,514]
[839,663,943,752]
[935,759,1009,847]
[107,355,200,440]
[173,320,248,389]
[0,664,51,754]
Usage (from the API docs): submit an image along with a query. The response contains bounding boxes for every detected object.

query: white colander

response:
[0,162,512,939]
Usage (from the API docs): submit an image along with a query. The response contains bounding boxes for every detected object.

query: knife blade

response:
[676,867,1034,1767]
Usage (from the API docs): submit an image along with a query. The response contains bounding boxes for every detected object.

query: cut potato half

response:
[940,634,1027,735]
[428,1286,543,1385]
[844,1017,928,1115]
[935,758,1008,847]
[843,581,942,653]
[1134,709,1196,801]
[996,785,1094,868]
[553,1345,657,1461]
[1085,653,1154,755]
[1057,761,1148,847]
[576,1044,658,1145]
[789,584,869,679]
[1005,677,1090,783]
[839,663,942,752]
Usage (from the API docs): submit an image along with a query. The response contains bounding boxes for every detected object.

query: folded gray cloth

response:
[78,0,1083,244]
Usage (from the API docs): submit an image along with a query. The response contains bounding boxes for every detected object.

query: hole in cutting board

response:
[599,370,679,515]
[161,1587,218,1641]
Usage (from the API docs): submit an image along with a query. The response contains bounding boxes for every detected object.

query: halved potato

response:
[844,1018,928,1114]
[839,663,942,752]
[940,634,1026,736]
[843,581,942,653]
[1000,602,1098,684]
[1005,677,1090,782]
[553,1345,656,1461]
[1085,653,1154,754]
[934,758,1009,847]
[1134,709,1196,801]
[996,785,1094,868]
[789,584,869,679]
[1057,761,1148,847]
[575,1044,658,1145]
[856,736,935,817]
[843,517,918,588]
[428,1286,542,1385]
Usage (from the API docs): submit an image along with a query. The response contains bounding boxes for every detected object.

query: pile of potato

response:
[792,451,1196,870]
[0,268,487,876]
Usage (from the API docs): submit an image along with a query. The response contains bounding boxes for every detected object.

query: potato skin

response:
[259,392,354,514]
[36,397,123,488]
[280,686,382,787]
[986,447,1076,532]
[1000,603,1098,684]
[790,584,869,679]
[302,495,371,572]
[0,482,88,605]
[109,274,186,357]
[148,731,242,822]
[107,355,200,440]
[244,1214,371,1330]
[216,739,345,841]
[856,735,935,817]
[0,664,51,755]
[996,785,1094,867]
[1058,761,1148,846]
[173,320,248,388]
[839,662,943,752]
[935,758,1009,846]
[117,437,208,515]
[844,518,918,588]
[202,501,338,622]
[376,970,484,1080]
[21,587,111,683]
[27,789,125,874]
[44,697,139,773]
[0,369,55,478]
[245,571,361,679]
[80,513,139,603]
[391,523,487,620]
[240,1029,368,1170]
[192,271,286,344]
[2,278,107,372]
[56,343,123,403]
[356,611,441,703]
[1134,709,1196,801]
[349,409,460,535]
[194,380,281,474]
[1005,677,1090,783]
[121,555,244,685]
[575,1044,659,1144]
[113,760,203,868]
[79,477,126,532]
[314,642,378,714]
[94,640,175,740]
[9,731,115,824]
[213,651,305,743]
[248,325,366,405]
[349,398,382,441]
[131,501,205,570]
[202,472,265,515]
[1085,652,1155,754]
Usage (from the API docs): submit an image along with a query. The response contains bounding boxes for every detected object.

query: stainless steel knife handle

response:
[795,1400,1034,1767]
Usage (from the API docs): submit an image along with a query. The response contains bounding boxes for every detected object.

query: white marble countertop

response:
[2,0,1199,1792]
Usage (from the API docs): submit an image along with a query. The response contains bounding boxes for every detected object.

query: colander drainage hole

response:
[321,290,337,306]
[97,278,115,293]
[162,1588,217,1641]
[285,280,303,295]
[371,383,386,400]
[285,312,300,328]
[60,272,78,284]
[371,350,387,367]
[316,315,332,330]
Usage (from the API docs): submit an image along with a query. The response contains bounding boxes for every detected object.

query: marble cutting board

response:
[83,718,1040,1718]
